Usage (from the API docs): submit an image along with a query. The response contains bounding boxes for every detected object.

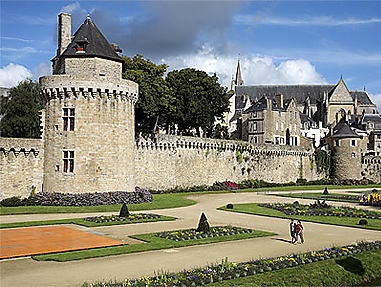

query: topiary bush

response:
[196,212,210,233]
[358,219,368,225]
[0,196,23,207]
[119,203,130,217]
[323,187,329,195]
[226,203,234,209]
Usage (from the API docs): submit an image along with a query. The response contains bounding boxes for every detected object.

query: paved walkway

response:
[1,191,381,287]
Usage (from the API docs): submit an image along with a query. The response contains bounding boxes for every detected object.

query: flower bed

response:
[156,226,252,241]
[30,187,152,206]
[320,194,360,202]
[84,213,160,223]
[360,191,381,207]
[86,241,381,287]
[259,202,381,219]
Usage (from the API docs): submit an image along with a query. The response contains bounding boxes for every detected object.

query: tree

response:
[122,54,175,135]
[166,68,229,137]
[0,79,42,138]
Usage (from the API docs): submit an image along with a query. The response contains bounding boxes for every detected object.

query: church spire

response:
[235,59,244,87]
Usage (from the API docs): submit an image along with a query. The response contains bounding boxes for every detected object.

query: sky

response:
[1,0,381,110]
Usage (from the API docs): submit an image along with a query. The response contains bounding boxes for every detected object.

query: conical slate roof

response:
[59,16,123,62]
[331,120,361,138]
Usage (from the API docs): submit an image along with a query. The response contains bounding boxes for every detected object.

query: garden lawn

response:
[219,203,381,231]
[0,215,176,229]
[0,193,196,215]
[274,192,360,203]
[207,249,381,287]
[32,228,275,262]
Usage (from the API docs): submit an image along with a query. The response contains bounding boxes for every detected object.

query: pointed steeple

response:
[235,59,244,87]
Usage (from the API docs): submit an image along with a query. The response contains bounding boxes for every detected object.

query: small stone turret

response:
[40,14,138,194]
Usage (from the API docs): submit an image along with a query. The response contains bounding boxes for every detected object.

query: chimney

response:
[275,94,284,108]
[57,13,71,56]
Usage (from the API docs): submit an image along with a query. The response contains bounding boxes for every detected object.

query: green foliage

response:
[323,187,329,195]
[236,150,243,164]
[314,149,331,174]
[119,203,130,217]
[196,212,210,232]
[122,54,175,134]
[166,68,229,137]
[0,79,42,138]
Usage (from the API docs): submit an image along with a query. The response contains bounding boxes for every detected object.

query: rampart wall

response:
[135,135,323,190]
[362,155,381,183]
[0,137,44,199]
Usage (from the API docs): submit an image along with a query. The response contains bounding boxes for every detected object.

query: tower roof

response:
[331,120,361,138]
[58,16,123,63]
[235,59,244,86]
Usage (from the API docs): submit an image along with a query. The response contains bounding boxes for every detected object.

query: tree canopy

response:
[166,68,229,137]
[122,54,175,135]
[0,79,42,138]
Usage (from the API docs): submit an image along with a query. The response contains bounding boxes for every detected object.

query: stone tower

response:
[40,13,138,193]
[326,120,365,180]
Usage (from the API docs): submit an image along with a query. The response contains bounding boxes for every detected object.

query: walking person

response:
[289,219,296,243]
[295,220,304,244]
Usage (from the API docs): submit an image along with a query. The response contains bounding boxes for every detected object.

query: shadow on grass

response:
[336,256,365,276]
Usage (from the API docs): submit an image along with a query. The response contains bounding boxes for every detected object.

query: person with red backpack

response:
[295,220,304,244]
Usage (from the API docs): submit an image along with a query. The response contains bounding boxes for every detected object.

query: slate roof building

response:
[227,61,379,148]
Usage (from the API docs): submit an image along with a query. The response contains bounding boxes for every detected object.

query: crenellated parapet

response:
[136,134,313,157]
[40,75,138,104]
[0,138,43,158]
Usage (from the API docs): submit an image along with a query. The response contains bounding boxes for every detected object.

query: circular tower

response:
[327,121,364,180]
[40,14,138,193]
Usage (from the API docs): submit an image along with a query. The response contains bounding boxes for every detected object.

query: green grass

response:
[219,203,381,231]
[32,228,276,262]
[0,215,176,229]
[274,192,360,203]
[1,185,380,215]
[207,249,381,287]
[0,193,196,215]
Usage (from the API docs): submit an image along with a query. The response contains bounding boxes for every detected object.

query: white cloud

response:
[369,94,381,113]
[0,63,32,88]
[60,2,82,14]
[162,46,326,88]
[32,62,52,80]
[235,15,381,27]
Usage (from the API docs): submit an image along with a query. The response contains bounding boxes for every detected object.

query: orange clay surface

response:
[0,225,125,259]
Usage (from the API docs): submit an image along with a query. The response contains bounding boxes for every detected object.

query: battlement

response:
[0,137,43,158]
[136,134,312,157]
[40,75,138,104]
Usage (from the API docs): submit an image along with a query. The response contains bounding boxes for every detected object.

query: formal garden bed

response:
[259,202,381,219]
[83,240,381,287]
[156,226,253,241]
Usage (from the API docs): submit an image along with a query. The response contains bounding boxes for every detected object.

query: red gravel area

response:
[0,226,124,259]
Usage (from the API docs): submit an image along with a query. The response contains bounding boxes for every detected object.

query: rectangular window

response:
[289,111,292,120]
[276,122,279,131]
[351,140,357,147]
[63,150,74,173]
[253,111,257,118]
[63,108,75,131]
[334,139,340,147]
[253,122,257,131]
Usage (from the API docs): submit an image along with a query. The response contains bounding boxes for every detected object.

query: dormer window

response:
[74,37,89,54]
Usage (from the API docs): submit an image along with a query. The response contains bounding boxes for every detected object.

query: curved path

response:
[1,191,381,287]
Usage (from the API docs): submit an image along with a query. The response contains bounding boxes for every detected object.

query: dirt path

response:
[1,192,380,287]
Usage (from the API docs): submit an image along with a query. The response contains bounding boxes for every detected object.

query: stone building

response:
[228,62,378,147]
[39,13,138,193]
[241,95,301,146]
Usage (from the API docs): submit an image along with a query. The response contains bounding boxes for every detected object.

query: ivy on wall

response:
[314,149,331,175]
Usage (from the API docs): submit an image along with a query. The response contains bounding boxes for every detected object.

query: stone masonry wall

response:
[362,155,381,183]
[135,135,322,190]
[0,138,44,199]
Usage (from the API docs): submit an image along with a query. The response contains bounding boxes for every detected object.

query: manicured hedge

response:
[0,187,152,207]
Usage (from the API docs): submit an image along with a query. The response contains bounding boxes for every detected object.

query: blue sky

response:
[1,0,381,109]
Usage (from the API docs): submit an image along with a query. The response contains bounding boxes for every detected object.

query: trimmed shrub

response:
[0,196,23,207]
[119,203,130,217]
[323,187,329,195]
[226,203,234,209]
[196,212,210,233]
[358,219,368,225]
